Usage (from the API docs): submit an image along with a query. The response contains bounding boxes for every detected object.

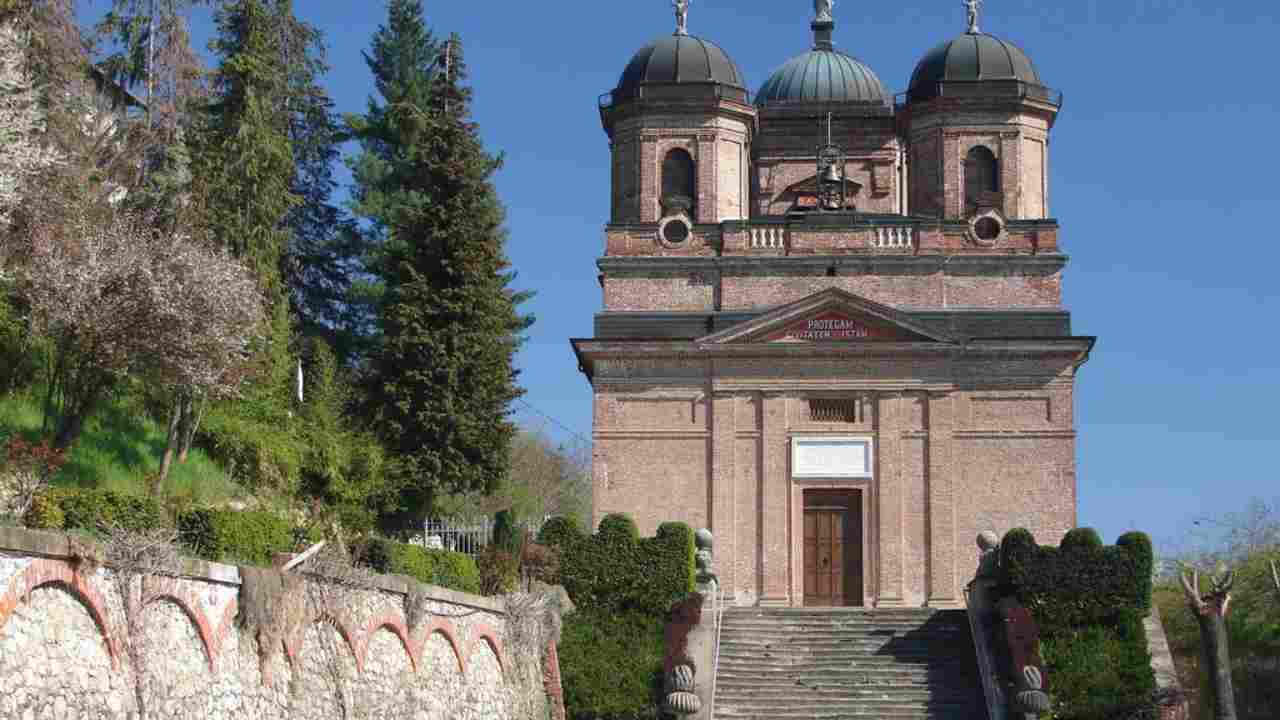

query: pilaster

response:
[759,392,790,606]
[927,392,959,606]
[876,392,906,606]
[710,391,736,593]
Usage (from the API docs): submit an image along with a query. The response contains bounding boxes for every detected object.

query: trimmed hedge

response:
[558,608,665,720]
[1000,527,1154,636]
[357,537,481,595]
[25,488,164,533]
[1039,610,1157,720]
[177,508,294,566]
[538,515,583,549]
[549,514,695,616]
[999,527,1157,720]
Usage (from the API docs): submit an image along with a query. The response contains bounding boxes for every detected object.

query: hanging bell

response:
[821,162,843,185]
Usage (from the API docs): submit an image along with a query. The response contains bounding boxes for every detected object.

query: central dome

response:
[756,48,891,107]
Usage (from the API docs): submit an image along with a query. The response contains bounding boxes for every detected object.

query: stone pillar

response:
[696,135,716,224]
[999,132,1021,219]
[760,392,790,606]
[928,391,959,606]
[877,392,906,606]
[942,132,962,219]
[710,392,736,594]
[639,134,659,223]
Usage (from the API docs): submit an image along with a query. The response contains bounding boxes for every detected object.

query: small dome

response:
[756,49,891,107]
[907,32,1043,103]
[613,34,745,102]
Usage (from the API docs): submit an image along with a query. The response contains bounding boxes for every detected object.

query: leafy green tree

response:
[349,0,533,536]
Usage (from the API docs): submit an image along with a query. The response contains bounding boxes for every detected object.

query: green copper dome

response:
[756,48,891,107]
[907,33,1044,103]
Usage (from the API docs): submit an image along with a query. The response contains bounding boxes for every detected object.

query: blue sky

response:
[81,0,1278,559]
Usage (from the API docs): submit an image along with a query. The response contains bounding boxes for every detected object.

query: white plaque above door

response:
[791,437,873,478]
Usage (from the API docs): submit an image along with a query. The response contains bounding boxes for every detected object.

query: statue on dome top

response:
[964,0,983,34]
[673,0,690,36]
[815,0,835,22]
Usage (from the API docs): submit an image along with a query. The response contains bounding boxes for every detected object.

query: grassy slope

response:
[0,391,243,506]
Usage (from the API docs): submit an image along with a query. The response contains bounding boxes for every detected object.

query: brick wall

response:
[588,355,1080,607]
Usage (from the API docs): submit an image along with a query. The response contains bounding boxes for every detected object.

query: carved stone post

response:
[997,595,1050,718]
[663,529,718,719]
[968,531,1008,720]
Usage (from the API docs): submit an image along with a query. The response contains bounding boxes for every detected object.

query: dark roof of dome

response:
[756,48,890,107]
[614,34,745,100]
[907,32,1043,103]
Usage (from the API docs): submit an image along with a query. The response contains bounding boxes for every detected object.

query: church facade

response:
[571,3,1092,608]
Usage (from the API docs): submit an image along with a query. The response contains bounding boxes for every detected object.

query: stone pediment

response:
[696,288,956,345]
[776,174,862,210]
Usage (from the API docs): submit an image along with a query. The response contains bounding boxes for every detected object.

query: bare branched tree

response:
[17,205,265,464]
[1179,566,1239,720]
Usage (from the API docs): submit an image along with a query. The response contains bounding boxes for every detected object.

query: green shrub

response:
[356,537,481,595]
[196,406,303,494]
[1000,527,1154,636]
[22,492,64,530]
[999,528,1158,720]
[29,488,165,533]
[177,508,293,565]
[558,514,694,616]
[478,546,519,596]
[597,513,639,543]
[558,608,664,720]
[538,515,584,548]
[1040,610,1156,720]
[493,509,519,551]
[1060,527,1103,552]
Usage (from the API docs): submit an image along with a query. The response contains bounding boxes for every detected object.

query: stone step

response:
[721,632,967,645]
[714,702,983,717]
[712,609,983,720]
[718,648,974,661]
[720,621,969,631]
[717,685,975,699]
[716,668,954,682]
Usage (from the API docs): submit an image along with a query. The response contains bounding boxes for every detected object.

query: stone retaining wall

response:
[0,527,557,720]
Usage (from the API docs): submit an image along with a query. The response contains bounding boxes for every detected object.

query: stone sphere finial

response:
[695,528,713,551]
[977,530,1000,552]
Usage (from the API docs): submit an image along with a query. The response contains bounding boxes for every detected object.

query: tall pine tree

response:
[350,0,533,536]
[184,0,300,493]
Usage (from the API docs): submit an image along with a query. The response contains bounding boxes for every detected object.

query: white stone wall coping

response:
[0,526,505,614]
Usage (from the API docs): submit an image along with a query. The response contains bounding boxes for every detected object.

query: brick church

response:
[571,2,1092,609]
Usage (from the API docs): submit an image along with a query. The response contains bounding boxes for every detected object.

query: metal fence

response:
[412,515,550,557]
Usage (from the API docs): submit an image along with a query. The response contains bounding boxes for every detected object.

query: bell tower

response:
[901,1,1060,243]
[599,3,756,246]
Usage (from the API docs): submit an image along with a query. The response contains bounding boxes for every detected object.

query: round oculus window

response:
[661,219,690,244]
[973,216,1002,242]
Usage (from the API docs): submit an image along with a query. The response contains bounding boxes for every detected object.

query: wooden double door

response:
[803,490,864,607]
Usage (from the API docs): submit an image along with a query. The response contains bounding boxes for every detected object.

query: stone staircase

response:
[713,608,988,720]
